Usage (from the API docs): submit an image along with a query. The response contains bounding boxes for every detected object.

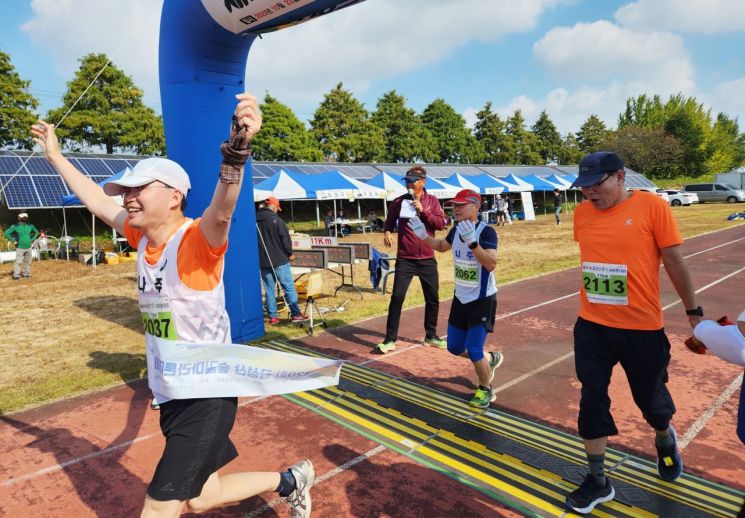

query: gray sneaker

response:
[488,351,504,383]
[288,459,315,518]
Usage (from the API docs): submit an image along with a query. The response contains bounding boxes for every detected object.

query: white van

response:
[682,183,745,203]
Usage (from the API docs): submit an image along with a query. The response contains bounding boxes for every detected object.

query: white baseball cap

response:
[103,158,191,197]
[18,212,28,219]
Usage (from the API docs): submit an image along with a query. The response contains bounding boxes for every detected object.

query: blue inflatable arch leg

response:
[159,0,262,341]
[159,0,367,341]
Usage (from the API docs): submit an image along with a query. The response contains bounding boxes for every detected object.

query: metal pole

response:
[92,213,97,268]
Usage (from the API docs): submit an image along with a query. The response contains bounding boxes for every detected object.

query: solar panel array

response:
[0,152,656,209]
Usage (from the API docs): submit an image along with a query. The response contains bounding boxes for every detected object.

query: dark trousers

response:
[385,258,439,342]
[574,317,676,440]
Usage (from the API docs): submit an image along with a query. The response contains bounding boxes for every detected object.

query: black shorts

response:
[448,294,497,332]
[573,317,675,439]
[148,397,239,501]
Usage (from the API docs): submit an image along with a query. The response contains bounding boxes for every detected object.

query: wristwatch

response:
[685,306,703,316]
[468,241,478,250]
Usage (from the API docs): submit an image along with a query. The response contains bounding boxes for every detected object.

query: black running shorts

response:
[147,397,239,501]
[448,294,497,332]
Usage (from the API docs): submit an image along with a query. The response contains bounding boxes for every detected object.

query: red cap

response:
[452,189,481,205]
[265,197,281,211]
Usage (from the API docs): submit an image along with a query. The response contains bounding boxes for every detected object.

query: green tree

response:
[617,93,718,177]
[47,53,164,154]
[421,98,482,163]
[600,125,685,179]
[704,113,745,174]
[310,82,384,162]
[0,50,40,150]
[557,132,584,165]
[505,110,541,165]
[371,90,435,163]
[617,94,666,128]
[473,102,510,164]
[531,110,562,164]
[576,114,609,153]
[251,93,322,161]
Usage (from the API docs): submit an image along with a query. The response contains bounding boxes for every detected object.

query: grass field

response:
[0,203,742,413]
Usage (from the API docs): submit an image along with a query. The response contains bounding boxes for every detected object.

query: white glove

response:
[457,220,476,246]
[407,216,428,239]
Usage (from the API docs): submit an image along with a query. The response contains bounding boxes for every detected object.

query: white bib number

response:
[140,293,178,341]
[582,262,628,305]
[454,258,479,287]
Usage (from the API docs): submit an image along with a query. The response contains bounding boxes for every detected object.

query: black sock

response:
[656,430,674,448]
[276,469,297,497]
[587,453,606,485]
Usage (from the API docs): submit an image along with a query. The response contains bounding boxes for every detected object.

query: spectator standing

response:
[378,166,447,353]
[503,195,513,225]
[553,188,563,225]
[4,212,39,280]
[256,197,308,324]
[565,151,701,514]
[494,195,506,226]
[323,209,335,236]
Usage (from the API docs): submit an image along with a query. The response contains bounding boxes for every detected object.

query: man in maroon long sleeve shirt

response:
[377,166,448,353]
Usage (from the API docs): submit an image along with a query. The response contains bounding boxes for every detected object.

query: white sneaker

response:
[488,351,504,383]
[288,459,315,518]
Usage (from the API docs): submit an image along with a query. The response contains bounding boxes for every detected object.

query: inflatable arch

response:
[159,0,365,341]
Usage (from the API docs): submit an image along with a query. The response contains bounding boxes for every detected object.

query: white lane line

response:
[358,343,423,367]
[242,445,387,518]
[682,236,745,259]
[495,292,579,321]
[1,395,273,487]
[492,352,576,395]
[1,432,159,487]
[679,374,743,450]
[662,265,745,311]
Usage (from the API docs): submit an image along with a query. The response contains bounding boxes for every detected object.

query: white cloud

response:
[533,20,693,93]
[22,0,163,108]
[513,19,700,133]
[20,0,559,116]
[247,0,560,117]
[704,77,745,121]
[614,0,745,33]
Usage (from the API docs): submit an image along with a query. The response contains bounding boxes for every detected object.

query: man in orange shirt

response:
[32,94,314,518]
[565,151,702,514]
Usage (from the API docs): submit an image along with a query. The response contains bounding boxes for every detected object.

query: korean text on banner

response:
[147,337,343,399]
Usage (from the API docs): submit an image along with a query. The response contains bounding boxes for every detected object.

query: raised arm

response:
[31,120,127,234]
[200,93,262,248]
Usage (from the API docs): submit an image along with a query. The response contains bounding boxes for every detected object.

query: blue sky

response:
[2,0,744,136]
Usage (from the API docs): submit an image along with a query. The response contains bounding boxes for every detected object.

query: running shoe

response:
[424,335,446,349]
[376,340,396,354]
[291,314,310,323]
[488,351,504,383]
[150,399,160,411]
[268,317,281,325]
[469,386,495,408]
[656,425,683,481]
[565,474,615,514]
[288,459,315,518]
